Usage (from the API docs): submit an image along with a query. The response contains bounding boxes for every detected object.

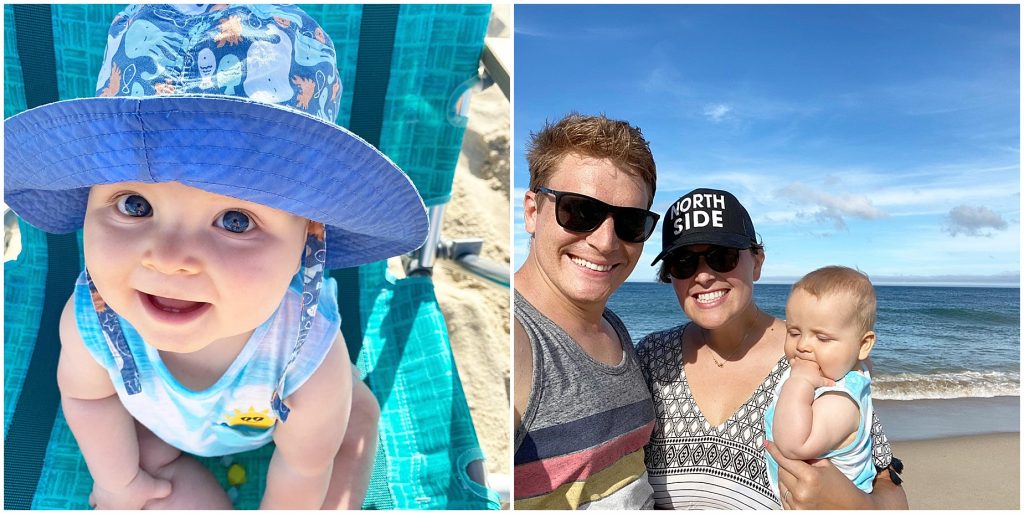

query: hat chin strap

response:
[85,269,143,395]
[271,224,327,422]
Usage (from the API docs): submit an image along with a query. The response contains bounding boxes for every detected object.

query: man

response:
[513,113,659,509]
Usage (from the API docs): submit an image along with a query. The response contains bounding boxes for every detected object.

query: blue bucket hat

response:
[3,3,427,269]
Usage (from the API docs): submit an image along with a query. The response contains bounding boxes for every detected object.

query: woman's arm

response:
[262,334,351,509]
[58,297,172,509]
[765,441,908,509]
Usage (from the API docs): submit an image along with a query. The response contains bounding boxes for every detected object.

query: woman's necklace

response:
[700,311,765,368]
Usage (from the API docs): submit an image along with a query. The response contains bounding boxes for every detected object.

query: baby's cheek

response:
[83,222,127,279]
[83,212,129,256]
[225,264,294,323]
[228,284,288,332]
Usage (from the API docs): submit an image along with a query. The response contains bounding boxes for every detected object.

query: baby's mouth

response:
[146,294,207,314]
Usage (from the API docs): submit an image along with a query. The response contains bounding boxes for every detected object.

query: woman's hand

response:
[89,468,172,509]
[765,440,872,510]
[764,440,908,509]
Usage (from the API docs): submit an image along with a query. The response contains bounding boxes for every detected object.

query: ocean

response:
[608,282,1020,402]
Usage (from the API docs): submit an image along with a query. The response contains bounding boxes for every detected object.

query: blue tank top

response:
[764,364,875,495]
[73,270,341,457]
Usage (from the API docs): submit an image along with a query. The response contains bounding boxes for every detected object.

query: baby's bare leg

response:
[321,372,380,509]
[136,422,180,471]
[135,423,234,510]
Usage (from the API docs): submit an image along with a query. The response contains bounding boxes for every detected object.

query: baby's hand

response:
[89,468,171,510]
[788,358,835,388]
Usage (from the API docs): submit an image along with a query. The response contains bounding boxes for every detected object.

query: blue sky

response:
[513,5,1020,286]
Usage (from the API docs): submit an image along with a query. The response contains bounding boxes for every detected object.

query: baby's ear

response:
[858,331,876,360]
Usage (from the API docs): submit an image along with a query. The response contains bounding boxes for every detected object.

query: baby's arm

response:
[773,359,860,461]
[57,297,171,508]
[261,333,352,509]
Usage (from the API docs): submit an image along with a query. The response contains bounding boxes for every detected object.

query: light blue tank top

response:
[73,270,340,457]
[764,364,875,496]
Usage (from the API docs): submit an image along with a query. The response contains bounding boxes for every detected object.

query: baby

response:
[4,4,427,509]
[765,266,878,497]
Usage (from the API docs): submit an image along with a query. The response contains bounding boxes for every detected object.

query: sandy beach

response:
[876,396,1020,509]
[892,433,1019,509]
[429,4,511,494]
[433,79,510,480]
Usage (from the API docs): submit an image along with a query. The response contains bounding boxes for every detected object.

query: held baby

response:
[765,266,879,497]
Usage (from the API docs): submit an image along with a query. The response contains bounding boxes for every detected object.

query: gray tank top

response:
[514,291,655,509]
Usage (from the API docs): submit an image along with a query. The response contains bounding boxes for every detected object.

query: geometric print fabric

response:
[637,324,784,507]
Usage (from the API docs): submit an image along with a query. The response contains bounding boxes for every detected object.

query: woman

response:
[635,188,907,509]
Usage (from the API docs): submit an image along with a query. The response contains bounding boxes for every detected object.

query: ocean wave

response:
[908,307,1019,325]
[872,370,1020,400]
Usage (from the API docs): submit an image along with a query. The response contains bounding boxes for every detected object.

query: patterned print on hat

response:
[95,4,341,122]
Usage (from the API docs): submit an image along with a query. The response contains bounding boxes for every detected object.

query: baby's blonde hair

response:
[792,266,876,334]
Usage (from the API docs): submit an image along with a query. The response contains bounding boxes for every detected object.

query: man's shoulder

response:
[601,305,624,323]
[512,287,540,320]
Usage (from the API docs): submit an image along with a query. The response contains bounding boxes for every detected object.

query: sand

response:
[874,397,1020,508]
[429,5,511,488]
[891,432,1019,509]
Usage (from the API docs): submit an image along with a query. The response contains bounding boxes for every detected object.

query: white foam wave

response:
[872,370,1020,400]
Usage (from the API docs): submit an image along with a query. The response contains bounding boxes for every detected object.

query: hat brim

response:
[650,231,753,265]
[4,95,427,269]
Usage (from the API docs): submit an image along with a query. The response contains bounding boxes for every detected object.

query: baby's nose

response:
[141,232,202,275]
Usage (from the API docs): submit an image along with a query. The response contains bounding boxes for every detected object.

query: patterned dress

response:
[636,323,893,510]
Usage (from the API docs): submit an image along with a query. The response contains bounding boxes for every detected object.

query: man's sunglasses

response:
[534,187,659,243]
[666,246,742,280]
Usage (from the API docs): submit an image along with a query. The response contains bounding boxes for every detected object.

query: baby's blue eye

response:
[116,194,152,217]
[217,210,253,233]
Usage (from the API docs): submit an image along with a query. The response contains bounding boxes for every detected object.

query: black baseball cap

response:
[651,188,757,265]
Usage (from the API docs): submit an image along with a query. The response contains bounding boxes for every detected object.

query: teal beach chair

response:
[3,4,501,509]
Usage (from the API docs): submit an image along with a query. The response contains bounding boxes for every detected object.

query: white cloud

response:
[775,182,887,231]
[943,205,1009,237]
[703,103,732,122]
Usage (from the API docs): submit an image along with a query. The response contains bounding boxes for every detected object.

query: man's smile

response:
[569,255,615,272]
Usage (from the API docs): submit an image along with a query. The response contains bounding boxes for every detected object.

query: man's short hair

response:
[526,113,657,207]
[792,265,877,334]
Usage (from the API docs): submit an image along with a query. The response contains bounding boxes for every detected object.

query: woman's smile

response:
[694,289,728,305]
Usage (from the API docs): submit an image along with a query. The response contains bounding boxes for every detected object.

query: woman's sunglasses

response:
[534,187,659,243]
[667,246,742,280]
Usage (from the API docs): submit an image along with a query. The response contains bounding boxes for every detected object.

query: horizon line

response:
[625,276,1021,288]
